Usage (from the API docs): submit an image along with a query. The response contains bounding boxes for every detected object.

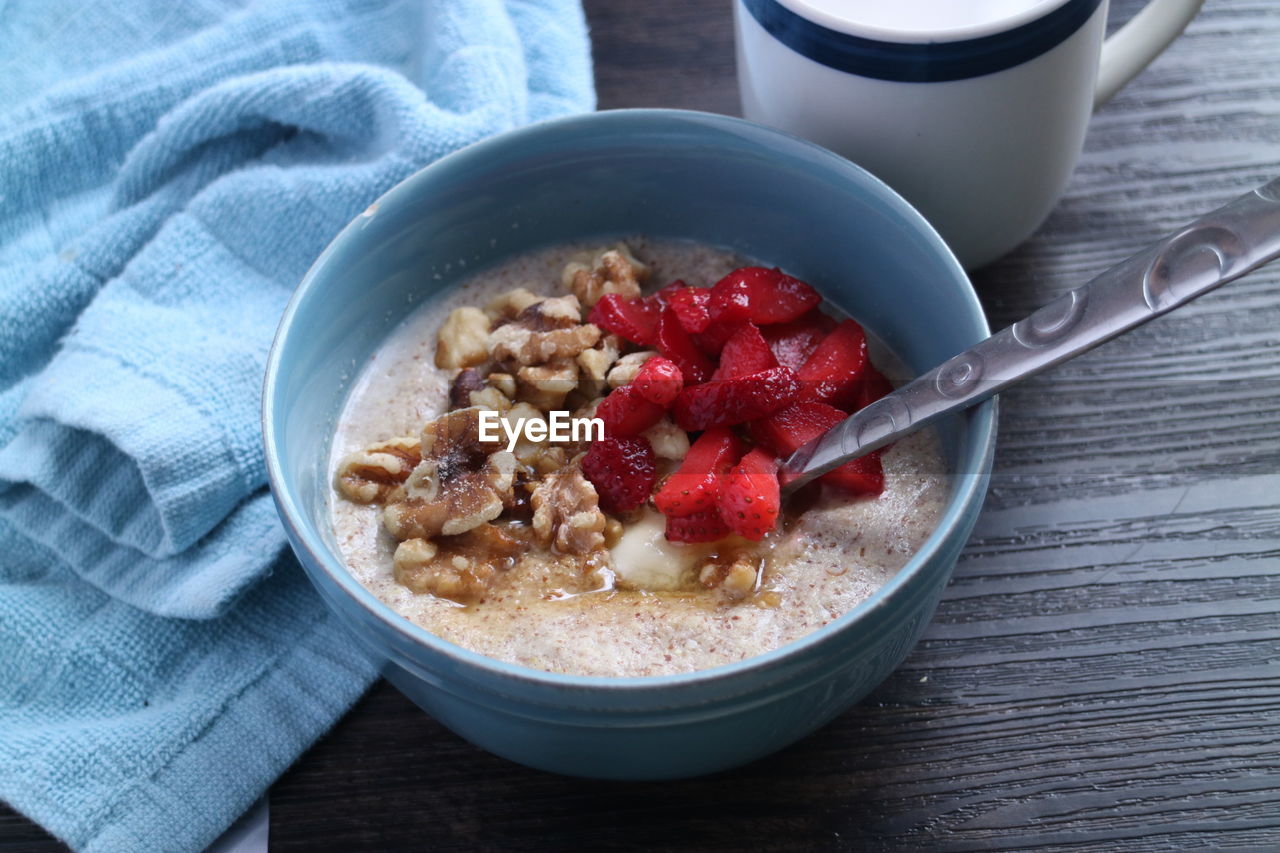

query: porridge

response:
[330,238,947,677]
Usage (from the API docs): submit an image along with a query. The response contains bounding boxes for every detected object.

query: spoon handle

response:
[782,176,1280,491]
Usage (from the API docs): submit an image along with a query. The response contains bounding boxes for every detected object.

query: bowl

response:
[263,109,995,780]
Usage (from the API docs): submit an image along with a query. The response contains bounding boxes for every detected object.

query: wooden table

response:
[5,1,1278,850]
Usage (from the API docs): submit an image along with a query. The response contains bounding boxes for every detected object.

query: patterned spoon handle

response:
[782,177,1280,492]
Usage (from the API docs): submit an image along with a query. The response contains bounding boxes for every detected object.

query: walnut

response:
[562,246,648,308]
[448,367,488,409]
[577,334,622,398]
[488,295,601,366]
[519,294,583,329]
[607,350,657,389]
[334,437,421,504]
[699,556,760,599]
[516,359,579,411]
[383,407,516,540]
[488,372,517,398]
[531,465,607,555]
[435,307,491,369]
[643,418,690,461]
[484,287,540,323]
[393,524,530,603]
[469,385,510,413]
[500,403,546,467]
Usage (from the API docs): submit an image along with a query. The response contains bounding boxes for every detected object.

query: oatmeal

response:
[330,238,948,677]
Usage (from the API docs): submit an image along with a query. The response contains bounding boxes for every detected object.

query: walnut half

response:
[531,464,607,555]
[488,295,601,366]
[334,437,421,504]
[383,407,516,540]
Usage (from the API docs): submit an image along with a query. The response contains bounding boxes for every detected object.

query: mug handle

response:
[1095,0,1204,107]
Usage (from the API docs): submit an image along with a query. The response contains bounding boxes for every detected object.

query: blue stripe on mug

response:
[741,0,1104,82]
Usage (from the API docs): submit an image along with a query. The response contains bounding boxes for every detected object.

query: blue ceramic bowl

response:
[263,109,995,779]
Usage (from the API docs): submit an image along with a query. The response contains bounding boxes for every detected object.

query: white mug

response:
[736,0,1204,268]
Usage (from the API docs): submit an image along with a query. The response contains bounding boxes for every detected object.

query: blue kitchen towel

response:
[0,1,595,851]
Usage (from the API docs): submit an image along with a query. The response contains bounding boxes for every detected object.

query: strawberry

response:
[654,279,689,304]
[581,435,657,513]
[796,319,869,410]
[589,293,662,347]
[665,286,712,334]
[665,508,731,543]
[632,356,684,406]
[596,384,665,437]
[653,427,744,517]
[819,453,884,495]
[748,400,883,496]
[855,363,894,410]
[671,366,800,431]
[711,323,776,380]
[719,448,781,540]
[709,267,822,325]
[655,305,714,384]
[762,310,835,372]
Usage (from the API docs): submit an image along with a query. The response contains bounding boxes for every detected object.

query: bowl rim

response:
[262,107,996,693]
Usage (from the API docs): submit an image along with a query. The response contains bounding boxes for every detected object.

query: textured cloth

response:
[0,2,594,850]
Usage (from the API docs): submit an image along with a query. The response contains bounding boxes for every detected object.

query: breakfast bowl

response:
[262,109,995,779]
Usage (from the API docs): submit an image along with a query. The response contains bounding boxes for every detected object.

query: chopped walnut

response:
[699,556,760,599]
[520,294,582,329]
[435,307,491,369]
[393,524,531,603]
[468,385,510,412]
[577,334,622,399]
[334,437,421,503]
[500,403,545,466]
[516,359,579,411]
[531,465,607,555]
[383,407,516,540]
[484,287,540,324]
[562,246,649,308]
[501,402,569,475]
[643,418,690,461]
[488,295,601,366]
[448,368,488,410]
[488,372,517,398]
[607,350,657,389]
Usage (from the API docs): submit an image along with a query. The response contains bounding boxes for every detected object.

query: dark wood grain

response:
[6,0,1279,850]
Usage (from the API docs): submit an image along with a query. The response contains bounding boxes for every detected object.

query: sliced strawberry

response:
[671,366,800,431]
[632,356,684,406]
[855,363,893,410]
[821,453,884,495]
[709,267,822,325]
[655,306,714,384]
[596,385,665,437]
[749,400,883,496]
[749,400,842,456]
[665,508,731,543]
[719,448,781,540]
[653,428,744,517]
[797,319,869,410]
[589,293,661,347]
[581,435,657,514]
[763,310,835,372]
[692,322,737,357]
[666,286,712,335]
[711,323,776,380]
[654,279,689,304]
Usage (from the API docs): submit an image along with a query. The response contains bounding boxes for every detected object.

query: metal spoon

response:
[781,176,1280,493]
